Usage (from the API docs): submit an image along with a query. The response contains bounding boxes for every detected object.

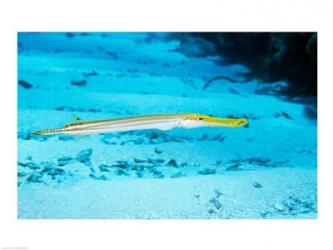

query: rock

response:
[154,148,163,154]
[76,149,93,166]
[26,173,43,183]
[209,198,222,210]
[253,182,263,188]
[166,159,178,167]
[18,80,32,89]
[154,158,165,164]
[114,161,128,168]
[198,168,216,175]
[170,172,186,178]
[304,104,317,120]
[208,209,215,214]
[58,135,75,141]
[115,169,130,176]
[25,162,40,170]
[45,168,66,176]
[18,172,26,177]
[134,158,145,163]
[57,156,73,166]
[89,174,108,180]
[99,164,111,172]
[71,79,87,87]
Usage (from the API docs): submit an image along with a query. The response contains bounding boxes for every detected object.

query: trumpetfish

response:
[32,113,248,136]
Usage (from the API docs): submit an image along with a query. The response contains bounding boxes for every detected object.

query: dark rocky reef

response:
[173,33,317,98]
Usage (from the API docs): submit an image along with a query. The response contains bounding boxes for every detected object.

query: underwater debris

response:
[18,80,32,89]
[71,79,87,87]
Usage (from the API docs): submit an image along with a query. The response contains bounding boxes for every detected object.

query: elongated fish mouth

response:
[32,113,249,136]
[203,117,249,127]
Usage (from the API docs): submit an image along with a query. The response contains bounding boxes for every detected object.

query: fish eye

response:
[198,117,203,120]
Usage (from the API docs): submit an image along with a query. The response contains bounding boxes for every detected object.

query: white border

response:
[1,0,332,250]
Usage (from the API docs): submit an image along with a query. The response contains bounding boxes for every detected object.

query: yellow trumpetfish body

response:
[32,113,248,136]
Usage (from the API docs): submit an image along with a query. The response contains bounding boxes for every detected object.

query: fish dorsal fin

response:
[64,114,87,128]
[64,121,90,128]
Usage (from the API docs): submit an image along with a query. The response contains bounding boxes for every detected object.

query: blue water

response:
[17,32,317,219]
